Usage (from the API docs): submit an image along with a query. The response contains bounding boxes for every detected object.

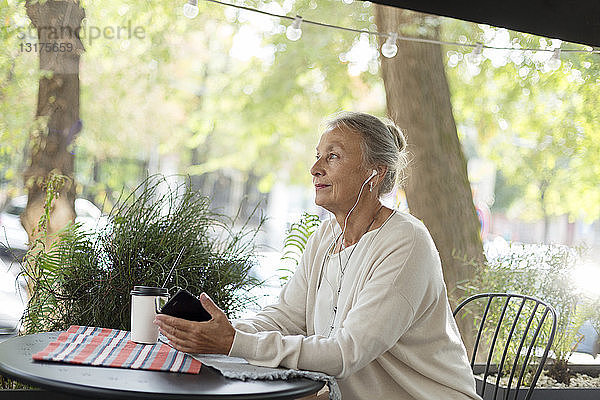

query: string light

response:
[548,48,562,69]
[381,32,398,58]
[188,0,600,60]
[286,16,303,41]
[465,42,483,65]
[183,0,199,19]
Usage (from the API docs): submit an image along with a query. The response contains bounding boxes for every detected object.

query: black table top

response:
[0,331,323,400]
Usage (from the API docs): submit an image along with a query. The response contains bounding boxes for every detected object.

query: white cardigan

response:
[228,211,481,400]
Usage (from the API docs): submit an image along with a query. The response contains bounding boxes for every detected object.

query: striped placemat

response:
[32,325,202,374]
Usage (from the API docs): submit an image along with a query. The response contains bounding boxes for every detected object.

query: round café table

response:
[0,331,324,400]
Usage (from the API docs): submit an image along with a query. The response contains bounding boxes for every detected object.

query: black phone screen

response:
[159,289,212,322]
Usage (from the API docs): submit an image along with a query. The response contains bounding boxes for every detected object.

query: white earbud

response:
[362,170,378,185]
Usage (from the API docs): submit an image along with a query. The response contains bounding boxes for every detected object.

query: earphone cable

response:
[340,171,376,250]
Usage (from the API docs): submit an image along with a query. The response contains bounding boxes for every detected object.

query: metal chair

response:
[453,293,557,400]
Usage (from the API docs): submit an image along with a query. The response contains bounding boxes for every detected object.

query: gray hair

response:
[324,111,409,196]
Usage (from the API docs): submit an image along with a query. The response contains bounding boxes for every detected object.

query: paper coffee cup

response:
[130,286,169,344]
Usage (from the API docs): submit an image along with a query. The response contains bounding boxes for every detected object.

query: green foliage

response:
[3,0,599,228]
[444,22,600,223]
[19,174,263,333]
[13,0,382,205]
[19,222,89,334]
[180,0,383,192]
[19,173,70,334]
[0,0,38,190]
[0,374,33,390]
[278,212,320,285]
[464,243,600,384]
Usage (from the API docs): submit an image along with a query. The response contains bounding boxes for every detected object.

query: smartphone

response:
[159,289,212,322]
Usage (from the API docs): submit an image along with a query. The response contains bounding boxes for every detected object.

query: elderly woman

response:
[154,112,480,400]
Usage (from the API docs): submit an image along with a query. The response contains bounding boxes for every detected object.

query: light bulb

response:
[466,42,483,65]
[548,48,561,70]
[286,16,302,41]
[381,32,398,58]
[183,0,199,19]
[342,0,354,4]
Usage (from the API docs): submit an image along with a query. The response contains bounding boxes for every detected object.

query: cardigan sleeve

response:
[228,221,438,379]
[229,281,415,378]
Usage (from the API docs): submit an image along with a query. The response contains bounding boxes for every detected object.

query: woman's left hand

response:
[153,293,235,354]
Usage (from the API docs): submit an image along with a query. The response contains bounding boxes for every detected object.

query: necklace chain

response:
[321,206,389,337]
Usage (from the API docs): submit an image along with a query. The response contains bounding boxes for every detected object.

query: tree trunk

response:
[21,0,85,244]
[375,6,484,354]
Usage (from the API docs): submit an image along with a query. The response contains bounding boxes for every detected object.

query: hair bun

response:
[386,123,407,152]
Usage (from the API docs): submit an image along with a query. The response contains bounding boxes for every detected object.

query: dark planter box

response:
[474,364,600,400]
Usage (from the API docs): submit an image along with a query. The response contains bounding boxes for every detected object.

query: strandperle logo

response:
[17,20,146,47]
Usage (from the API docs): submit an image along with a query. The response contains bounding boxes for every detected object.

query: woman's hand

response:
[153,293,235,354]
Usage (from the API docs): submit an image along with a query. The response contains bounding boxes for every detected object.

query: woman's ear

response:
[375,165,388,186]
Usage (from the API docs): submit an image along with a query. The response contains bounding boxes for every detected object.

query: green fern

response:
[19,173,74,335]
[278,212,321,285]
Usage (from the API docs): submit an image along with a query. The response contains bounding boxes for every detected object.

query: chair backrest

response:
[453,293,557,400]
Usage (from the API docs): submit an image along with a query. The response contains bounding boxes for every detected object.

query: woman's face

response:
[310,127,371,215]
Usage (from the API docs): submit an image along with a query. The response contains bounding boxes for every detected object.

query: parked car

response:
[0,196,29,256]
[0,195,107,257]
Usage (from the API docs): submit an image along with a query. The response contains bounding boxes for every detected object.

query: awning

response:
[367,0,600,48]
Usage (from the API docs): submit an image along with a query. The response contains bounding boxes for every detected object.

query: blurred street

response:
[0,254,26,337]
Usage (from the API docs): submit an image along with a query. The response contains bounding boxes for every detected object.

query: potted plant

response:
[1,174,264,393]
[464,242,600,399]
